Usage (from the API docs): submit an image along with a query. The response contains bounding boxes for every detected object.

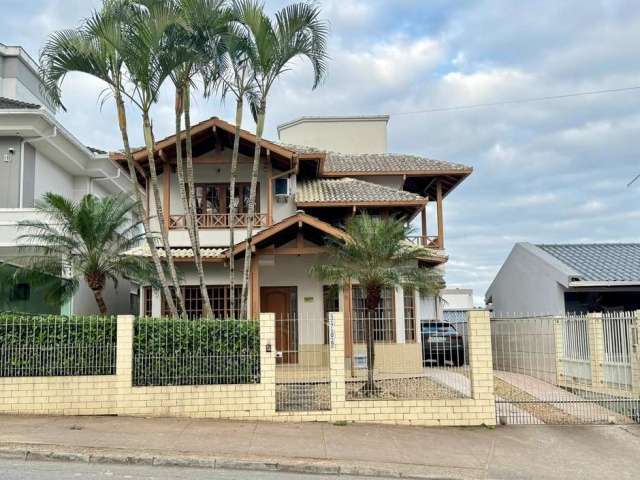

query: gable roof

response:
[0,96,40,109]
[536,243,640,284]
[296,178,426,206]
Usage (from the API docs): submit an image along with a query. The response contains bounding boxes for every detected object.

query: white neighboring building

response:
[0,44,136,315]
[485,242,640,315]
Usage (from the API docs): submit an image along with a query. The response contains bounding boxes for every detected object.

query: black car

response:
[421,321,466,366]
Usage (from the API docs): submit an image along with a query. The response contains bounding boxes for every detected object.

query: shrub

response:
[133,317,260,387]
[0,313,117,377]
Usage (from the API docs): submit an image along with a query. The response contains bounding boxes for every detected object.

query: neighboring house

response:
[485,242,640,315]
[441,287,474,322]
[0,43,136,315]
[119,114,472,370]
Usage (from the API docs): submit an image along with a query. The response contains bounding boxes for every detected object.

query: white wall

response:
[34,150,74,201]
[486,244,568,316]
[441,288,474,310]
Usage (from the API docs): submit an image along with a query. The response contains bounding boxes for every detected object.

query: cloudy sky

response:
[2,0,640,304]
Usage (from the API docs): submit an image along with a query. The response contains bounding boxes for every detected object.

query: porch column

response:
[421,202,427,245]
[250,254,260,319]
[151,288,162,317]
[395,286,405,343]
[436,181,444,249]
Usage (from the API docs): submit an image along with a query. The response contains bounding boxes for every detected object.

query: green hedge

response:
[0,313,117,377]
[133,318,260,387]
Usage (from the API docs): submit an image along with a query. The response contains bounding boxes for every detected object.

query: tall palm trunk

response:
[115,91,179,318]
[142,111,187,319]
[240,104,266,319]
[228,97,243,318]
[175,84,214,318]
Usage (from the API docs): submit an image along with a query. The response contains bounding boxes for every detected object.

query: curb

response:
[0,442,466,479]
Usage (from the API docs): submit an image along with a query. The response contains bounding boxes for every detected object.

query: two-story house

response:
[120,114,472,373]
[0,43,136,315]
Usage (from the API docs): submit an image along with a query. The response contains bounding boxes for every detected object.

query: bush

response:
[133,317,260,387]
[0,313,117,377]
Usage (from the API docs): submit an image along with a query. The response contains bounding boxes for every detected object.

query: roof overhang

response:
[0,109,133,194]
[232,211,350,257]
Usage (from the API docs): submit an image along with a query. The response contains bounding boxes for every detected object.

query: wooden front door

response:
[261,287,298,364]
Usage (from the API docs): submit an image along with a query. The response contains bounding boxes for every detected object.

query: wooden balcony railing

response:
[406,235,441,249]
[169,213,268,230]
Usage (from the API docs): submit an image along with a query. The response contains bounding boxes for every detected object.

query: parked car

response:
[421,321,466,366]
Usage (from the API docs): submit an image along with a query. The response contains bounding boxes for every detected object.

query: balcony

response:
[168,213,268,230]
[406,235,441,249]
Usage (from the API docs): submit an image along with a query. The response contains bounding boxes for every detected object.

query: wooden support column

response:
[250,254,260,319]
[421,203,427,240]
[163,164,171,231]
[436,181,444,249]
[267,154,273,226]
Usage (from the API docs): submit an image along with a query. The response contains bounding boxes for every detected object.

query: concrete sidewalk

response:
[0,415,639,479]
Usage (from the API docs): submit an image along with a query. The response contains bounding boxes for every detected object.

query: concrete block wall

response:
[0,311,496,426]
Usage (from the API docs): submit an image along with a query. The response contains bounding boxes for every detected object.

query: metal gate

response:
[491,313,640,425]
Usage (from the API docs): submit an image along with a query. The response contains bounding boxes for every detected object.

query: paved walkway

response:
[1,414,639,479]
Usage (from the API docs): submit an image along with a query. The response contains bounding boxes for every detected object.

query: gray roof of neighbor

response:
[536,243,640,282]
[0,96,40,109]
[277,142,470,174]
[296,178,425,204]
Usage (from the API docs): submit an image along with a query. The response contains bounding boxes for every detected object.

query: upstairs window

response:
[274,177,289,195]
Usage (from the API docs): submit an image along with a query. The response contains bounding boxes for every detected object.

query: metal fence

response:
[345,314,471,401]
[133,317,260,387]
[491,313,640,425]
[275,314,331,412]
[0,313,116,377]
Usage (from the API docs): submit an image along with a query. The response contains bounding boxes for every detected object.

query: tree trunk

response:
[228,97,243,318]
[364,285,381,395]
[179,84,214,319]
[114,91,179,319]
[239,104,266,319]
[91,288,108,316]
[142,111,187,319]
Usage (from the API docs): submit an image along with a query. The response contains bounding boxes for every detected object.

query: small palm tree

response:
[311,214,445,394]
[15,193,158,315]
[234,0,329,318]
[38,0,182,319]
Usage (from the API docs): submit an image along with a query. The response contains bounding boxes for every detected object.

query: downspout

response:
[19,126,58,207]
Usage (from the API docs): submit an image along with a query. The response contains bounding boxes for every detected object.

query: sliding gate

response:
[491,313,640,425]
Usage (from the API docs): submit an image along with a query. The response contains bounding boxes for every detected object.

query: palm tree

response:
[202,14,258,317]
[165,0,228,318]
[310,215,445,395]
[15,193,158,315]
[233,0,329,318]
[116,0,188,317]
[38,0,181,318]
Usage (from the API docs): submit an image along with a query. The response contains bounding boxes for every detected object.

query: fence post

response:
[587,312,605,389]
[553,317,565,386]
[329,312,346,410]
[259,313,276,414]
[467,310,494,404]
[632,311,640,396]
[116,315,134,405]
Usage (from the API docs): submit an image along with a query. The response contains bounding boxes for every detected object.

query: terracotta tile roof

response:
[277,142,470,175]
[0,96,40,109]
[296,178,425,204]
[124,245,226,259]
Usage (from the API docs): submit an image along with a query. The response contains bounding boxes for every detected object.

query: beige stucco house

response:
[118,115,472,373]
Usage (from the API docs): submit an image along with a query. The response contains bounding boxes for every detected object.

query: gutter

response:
[568,280,640,288]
